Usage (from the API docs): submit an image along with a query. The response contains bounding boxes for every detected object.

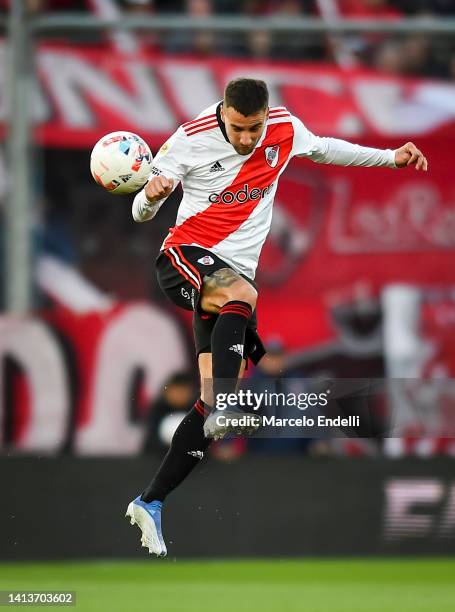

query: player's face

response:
[221,105,268,155]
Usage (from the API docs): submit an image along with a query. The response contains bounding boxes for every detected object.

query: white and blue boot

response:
[126,496,167,557]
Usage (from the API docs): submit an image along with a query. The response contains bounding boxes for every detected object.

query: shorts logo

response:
[265,145,280,168]
[198,255,214,265]
[181,287,191,300]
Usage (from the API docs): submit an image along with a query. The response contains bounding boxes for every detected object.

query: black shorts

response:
[156,245,266,365]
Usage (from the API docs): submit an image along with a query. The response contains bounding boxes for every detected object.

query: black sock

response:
[211,300,252,404]
[141,399,211,503]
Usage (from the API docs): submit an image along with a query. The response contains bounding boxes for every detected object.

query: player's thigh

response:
[200,268,258,313]
[198,352,246,406]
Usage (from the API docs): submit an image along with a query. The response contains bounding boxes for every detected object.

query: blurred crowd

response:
[14,0,455,16]
[2,0,454,80]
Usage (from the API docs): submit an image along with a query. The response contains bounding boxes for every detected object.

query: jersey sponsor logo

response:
[197,255,215,265]
[265,145,280,168]
[208,182,274,205]
[209,160,225,173]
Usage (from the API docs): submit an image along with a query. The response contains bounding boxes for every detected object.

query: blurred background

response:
[1,0,455,586]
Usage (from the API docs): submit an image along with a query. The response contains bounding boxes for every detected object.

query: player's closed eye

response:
[233,126,261,132]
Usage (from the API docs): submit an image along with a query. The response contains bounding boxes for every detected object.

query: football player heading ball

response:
[125,78,428,557]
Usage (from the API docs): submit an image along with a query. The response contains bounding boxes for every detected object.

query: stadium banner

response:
[0,302,189,455]
[1,456,454,559]
[0,42,454,147]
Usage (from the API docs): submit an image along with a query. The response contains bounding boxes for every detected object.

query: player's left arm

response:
[305,136,429,170]
[291,116,428,171]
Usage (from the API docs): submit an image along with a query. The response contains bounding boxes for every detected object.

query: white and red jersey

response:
[133,102,396,279]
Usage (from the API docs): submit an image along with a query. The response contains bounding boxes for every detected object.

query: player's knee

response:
[223,282,257,310]
[200,283,257,313]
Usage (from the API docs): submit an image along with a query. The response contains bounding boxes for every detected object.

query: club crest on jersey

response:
[265,145,280,168]
[197,255,214,265]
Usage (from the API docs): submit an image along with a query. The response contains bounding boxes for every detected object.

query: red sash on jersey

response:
[164,121,294,249]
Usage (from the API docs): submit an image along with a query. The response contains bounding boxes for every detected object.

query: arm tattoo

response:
[203,267,241,291]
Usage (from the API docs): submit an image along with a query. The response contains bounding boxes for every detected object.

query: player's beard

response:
[234,144,256,156]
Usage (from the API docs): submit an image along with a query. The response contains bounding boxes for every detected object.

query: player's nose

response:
[240,133,253,146]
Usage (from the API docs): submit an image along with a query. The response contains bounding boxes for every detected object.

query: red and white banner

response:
[1,43,454,147]
[0,302,188,455]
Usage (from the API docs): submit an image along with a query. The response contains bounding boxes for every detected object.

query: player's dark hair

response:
[224,78,269,116]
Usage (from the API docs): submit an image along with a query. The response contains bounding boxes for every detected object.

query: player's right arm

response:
[132,127,190,222]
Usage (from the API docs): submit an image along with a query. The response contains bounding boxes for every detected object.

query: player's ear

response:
[220,103,225,123]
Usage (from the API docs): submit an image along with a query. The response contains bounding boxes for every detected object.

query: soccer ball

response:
[90,131,153,195]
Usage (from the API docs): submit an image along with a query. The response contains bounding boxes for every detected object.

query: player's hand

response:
[394,142,428,171]
[145,175,174,204]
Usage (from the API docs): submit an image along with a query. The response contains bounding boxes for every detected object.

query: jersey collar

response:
[216,102,230,144]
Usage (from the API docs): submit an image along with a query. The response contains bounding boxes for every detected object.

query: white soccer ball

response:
[90,131,153,195]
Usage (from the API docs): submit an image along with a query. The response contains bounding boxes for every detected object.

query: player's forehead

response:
[223,105,267,127]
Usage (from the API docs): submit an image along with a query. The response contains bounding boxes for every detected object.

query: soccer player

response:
[125,78,428,556]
